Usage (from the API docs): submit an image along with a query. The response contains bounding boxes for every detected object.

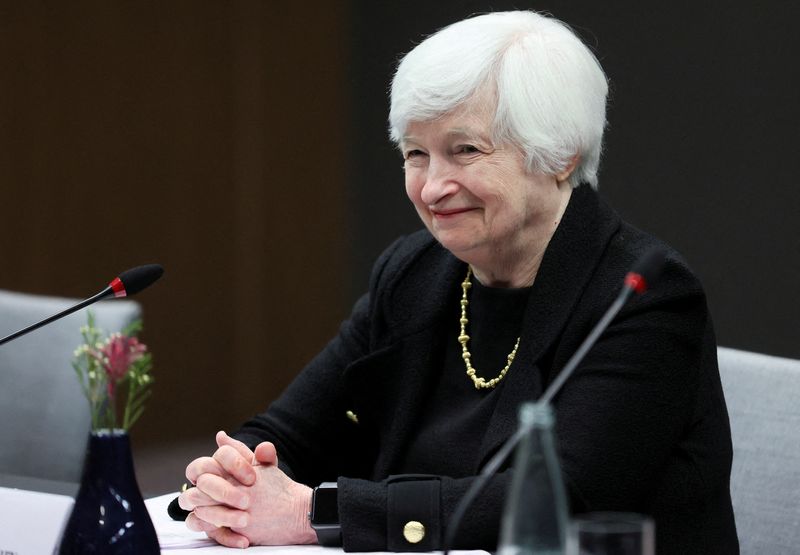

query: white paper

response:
[146,492,218,550]
[0,486,74,555]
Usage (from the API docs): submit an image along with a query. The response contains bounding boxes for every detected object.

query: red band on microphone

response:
[109,277,127,298]
[624,272,647,294]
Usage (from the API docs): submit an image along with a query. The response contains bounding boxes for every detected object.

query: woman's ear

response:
[556,155,580,183]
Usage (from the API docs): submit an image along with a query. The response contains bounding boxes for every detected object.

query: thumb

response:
[254,441,278,466]
[216,430,255,460]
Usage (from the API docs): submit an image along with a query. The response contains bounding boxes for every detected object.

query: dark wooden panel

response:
[0,1,350,446]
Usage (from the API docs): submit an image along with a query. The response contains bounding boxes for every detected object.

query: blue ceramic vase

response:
[58,429,159,554]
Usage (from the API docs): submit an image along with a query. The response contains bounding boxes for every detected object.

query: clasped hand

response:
[178,431,316,549]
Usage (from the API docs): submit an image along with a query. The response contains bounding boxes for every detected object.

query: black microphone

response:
[0,264,164,347]
[441,248,667,555]
[168,491,191,521]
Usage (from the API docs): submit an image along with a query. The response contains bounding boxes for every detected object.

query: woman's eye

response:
[457,145,480,155]
[404,149,426,160]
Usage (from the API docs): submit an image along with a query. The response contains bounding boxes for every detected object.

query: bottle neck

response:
[517,401,554,430]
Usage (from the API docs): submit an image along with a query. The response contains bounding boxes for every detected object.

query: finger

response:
[213,444,256,486]
[216,431,255,461]
[196,472,250,510]
[206,526,250,549]
[194,504,250,529]
[179,486,219,511]
[186,456,226,484]
[254,441,278,465]
[185,511,218,533]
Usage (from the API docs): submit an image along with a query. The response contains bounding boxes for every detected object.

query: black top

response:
[235,186,738,555]
[398,279,531,477]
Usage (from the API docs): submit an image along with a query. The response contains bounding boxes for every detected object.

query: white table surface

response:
[0,486,489,555]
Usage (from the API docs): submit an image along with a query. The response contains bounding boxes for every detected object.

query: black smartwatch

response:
[310,481,341,546]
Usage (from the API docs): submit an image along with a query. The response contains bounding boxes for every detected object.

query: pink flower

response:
[99,334,147,383]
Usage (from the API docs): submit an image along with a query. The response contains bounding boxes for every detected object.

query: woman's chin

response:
[432,231,482,259]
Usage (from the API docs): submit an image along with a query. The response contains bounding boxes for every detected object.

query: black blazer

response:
[236,186,739,554]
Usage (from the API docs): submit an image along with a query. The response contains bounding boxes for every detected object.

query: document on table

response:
[0,486,74,555]
[146,492,218,550]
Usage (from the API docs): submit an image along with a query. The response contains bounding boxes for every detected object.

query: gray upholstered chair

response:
[717,346,800,554]
[0,289,141,483]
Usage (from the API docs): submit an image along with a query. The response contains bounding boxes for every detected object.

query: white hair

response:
[389,11,608,188]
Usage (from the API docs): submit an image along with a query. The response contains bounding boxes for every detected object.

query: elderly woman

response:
[178,11,738,555]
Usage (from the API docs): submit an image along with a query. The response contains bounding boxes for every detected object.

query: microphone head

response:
[110,264,164,297]
[167,494,191,521]
[625,248,667,294]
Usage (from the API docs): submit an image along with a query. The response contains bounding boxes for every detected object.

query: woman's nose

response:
[419,158,459,205]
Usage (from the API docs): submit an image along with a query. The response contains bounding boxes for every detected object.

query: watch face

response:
[313,487,338,525]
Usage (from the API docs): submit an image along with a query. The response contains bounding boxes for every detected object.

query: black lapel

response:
[477,186,621,468]
[343,241,464,478]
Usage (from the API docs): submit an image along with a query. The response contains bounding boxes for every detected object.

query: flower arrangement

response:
[72,312,154,431]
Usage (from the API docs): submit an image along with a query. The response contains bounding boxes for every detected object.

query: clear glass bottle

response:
[498,402,569,555]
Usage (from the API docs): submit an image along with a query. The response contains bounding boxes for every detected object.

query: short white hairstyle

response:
[389,11,608,188]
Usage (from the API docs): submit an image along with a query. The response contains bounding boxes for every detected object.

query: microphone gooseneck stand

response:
[0,264,164,347]
[0,288,114,347]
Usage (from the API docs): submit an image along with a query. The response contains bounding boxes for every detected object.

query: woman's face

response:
[401,106,569,274]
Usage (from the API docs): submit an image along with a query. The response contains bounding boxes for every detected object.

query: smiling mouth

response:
[431,207,474,218]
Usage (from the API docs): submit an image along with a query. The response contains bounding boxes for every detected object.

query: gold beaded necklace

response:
[458,266,521,389]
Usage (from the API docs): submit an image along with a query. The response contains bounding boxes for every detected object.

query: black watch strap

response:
[310,481,341,546]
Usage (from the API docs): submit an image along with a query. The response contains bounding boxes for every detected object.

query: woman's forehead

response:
[403,109,494,144]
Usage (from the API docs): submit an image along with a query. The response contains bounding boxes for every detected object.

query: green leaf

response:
[122,319,143,337]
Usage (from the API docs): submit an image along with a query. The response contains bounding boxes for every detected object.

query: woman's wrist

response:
[295,484,318,544]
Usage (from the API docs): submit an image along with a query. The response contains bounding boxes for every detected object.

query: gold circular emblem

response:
[403,520,425,544]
